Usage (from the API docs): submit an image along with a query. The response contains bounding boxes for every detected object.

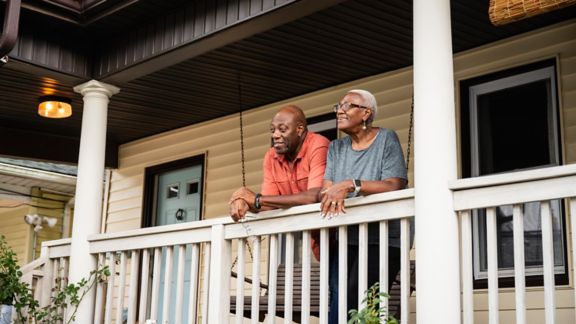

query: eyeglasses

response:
[332,102,370,113]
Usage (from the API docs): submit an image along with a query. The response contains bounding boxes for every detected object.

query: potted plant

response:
[0,235,27,324]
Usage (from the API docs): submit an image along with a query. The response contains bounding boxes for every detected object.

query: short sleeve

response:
[261,150,280,195]
[323,141,337,182]
[380,130,408,180]
[305,136,329,189]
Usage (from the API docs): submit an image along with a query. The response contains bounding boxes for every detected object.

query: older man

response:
[229,105,329,221]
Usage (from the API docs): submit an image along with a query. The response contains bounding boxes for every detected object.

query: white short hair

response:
[347,89,378,124]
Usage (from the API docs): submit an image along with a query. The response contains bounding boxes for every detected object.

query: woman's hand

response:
[320,180,352,218]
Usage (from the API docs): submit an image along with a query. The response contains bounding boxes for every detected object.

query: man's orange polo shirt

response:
[261,132,329,196]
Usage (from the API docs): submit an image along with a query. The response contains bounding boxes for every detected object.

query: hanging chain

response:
[231,72,263,276]
[239,111,246,187]
[406,94,414,171]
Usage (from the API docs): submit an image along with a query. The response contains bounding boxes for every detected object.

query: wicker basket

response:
[489,0,576,26]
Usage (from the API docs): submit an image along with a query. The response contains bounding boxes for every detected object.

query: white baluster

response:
[540,201,556,324]
[138,249,150,323]
[487,207,499,324]
[268,235,278,324]
[379,221,389,315]
[400,218,411,324]
[235,239,246,324]
[250,239,260,324]
[460,211,474,324]
[301,231,311,324]
[338,226,348,324]
[188,244,200,324]
[319,228,329,324]
[358,223,368,310]
[115,251,127,324]
[513,205,526,324]
[174,245,186,324]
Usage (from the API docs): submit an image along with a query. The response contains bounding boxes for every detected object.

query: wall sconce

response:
[38,96,72,118]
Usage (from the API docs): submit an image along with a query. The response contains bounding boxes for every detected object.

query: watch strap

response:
[254,193,262,209]
[353,179,362,195]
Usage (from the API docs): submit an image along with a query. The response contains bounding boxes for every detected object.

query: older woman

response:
[320,89,407,322]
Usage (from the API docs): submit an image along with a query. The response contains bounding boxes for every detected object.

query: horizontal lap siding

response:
[0,205,31,265]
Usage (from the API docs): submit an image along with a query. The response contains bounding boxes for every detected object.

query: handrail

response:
[451,164,576,211]
[86,188,415,253]
[450,164,576,191]
[20,257,48,275]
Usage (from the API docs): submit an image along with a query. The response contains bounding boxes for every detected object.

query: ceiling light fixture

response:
[38,96,72,118]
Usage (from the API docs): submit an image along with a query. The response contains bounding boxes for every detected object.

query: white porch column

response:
[413,1,460,324]
[69,80,119,322]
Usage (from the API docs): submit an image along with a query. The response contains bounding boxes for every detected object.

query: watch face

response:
[354,179,362,188]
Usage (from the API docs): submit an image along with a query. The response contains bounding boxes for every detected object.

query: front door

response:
[156,165,202,226]
[144,156,204,324]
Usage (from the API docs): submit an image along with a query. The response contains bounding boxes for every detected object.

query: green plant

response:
[0,235,110,323]
[348,282,398,324]
[14,265,110,324]
[0,235,26,306]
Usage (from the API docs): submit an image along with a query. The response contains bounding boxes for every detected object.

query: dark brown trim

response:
[0,0,21,58]
[141,154,206,228]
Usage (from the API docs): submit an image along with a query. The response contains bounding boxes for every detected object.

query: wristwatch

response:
[352,179,362,196]
[254,193,262,210]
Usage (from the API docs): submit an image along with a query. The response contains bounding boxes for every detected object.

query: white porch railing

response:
[26,164,576,324]
[19,238,72,317]
[451,164,576,324]
[85,188,415,324]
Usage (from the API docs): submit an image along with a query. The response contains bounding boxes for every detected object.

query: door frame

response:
[142,154,206,227]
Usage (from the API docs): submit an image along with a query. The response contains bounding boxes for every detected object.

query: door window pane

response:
[166,183,179,199]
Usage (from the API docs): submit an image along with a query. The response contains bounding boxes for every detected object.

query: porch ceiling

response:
[0,0,574,167]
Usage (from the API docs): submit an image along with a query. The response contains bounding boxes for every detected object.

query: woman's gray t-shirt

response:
[323,127,408,246]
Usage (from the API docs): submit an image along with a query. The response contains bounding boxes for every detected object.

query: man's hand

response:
[319,180,352,218]
[229,198,250,222]
[229,187,258,209]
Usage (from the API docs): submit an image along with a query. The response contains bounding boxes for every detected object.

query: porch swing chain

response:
[231,73,266,271]
[406,94,414,171]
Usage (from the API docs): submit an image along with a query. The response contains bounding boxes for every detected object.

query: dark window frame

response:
[142,154,205,228]
[459,58,568,289]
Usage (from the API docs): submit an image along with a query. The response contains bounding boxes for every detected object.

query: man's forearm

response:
[259,188,321,209]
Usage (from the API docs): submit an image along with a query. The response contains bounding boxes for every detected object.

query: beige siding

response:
[107,21,576,321]
[0,205,31,265]
[30,188,71,260]
[0,188,70,264]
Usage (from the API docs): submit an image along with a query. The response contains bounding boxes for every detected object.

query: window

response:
[142,155,205,227]
[460,59,567,287]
